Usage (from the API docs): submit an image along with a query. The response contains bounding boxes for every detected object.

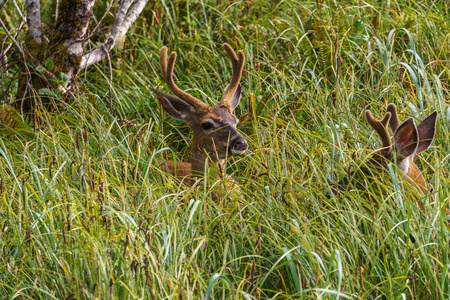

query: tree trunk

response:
[15,0,95,117]
[8,0,148,119]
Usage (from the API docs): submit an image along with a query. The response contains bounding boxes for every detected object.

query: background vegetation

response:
[1,0,450,298]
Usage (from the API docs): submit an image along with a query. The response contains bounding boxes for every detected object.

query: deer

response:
[337,103,437,208]
[149,43,248,189]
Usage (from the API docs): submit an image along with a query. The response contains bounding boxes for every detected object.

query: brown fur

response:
[151,44,248,192]
[365,103,437,205]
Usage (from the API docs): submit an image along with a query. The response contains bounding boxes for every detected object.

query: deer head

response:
[365,103,437,198]
[150,44,248,177]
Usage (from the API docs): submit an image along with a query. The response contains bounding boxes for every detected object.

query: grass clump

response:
[1,0,450,298]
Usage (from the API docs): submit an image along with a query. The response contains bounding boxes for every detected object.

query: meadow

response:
[1,0,450,298]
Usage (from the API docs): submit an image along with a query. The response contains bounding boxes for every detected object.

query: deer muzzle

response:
[230,137,248,155]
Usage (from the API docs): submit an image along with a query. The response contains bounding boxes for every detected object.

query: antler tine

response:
[159,47,207,110]
[365,109,392,154]
[386,103,400,132]
[160,47,169,79]
[220,43,245,110]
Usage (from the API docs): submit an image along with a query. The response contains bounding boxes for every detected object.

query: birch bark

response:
[26,0,42,44]
[11,0,149,115]
[80,0,148,69]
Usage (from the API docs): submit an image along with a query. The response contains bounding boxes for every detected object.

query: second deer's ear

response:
[416,111,437,154]
[229,84,242,112]
[394,117,418,159]
[150,87,195,121]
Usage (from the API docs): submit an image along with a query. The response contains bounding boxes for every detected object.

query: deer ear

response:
[150,87,195,121]
[394,117,418,159]
[229,84,242,111]
[416,111,437,154]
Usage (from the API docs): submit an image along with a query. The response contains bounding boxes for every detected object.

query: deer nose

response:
[232,138,248,151]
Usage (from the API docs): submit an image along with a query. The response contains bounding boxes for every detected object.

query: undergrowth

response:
[1,0,450,299]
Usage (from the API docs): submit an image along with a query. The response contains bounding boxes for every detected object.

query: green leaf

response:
[59,72,69,83]
[35,65,45,75]
[38,88,61,99]
[283,246,301,293]
[26,62,36,69]
[44,59,54,70]
[48,78,60,84]
[205,273,231,300]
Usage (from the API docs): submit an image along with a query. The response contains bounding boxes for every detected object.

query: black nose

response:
[233,138,248,150]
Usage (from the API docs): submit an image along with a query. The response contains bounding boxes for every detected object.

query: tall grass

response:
[1,0,450,298]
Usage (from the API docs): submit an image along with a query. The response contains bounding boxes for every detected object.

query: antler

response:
[365,109,392,156]
[220,43,245,110]
[386,103,400,132]
[159,47,208,110]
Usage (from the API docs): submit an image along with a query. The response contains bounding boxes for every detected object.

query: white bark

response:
[66,0,96,58]
[122,0,147,32]
[55,0,59,23]
[26,0,42,44]
[108,0,135,45]
[80,0,148,70]
[61,0,96,88]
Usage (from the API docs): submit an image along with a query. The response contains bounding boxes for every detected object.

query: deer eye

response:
[201,122,213,130]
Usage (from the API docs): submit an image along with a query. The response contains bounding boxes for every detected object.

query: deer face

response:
[150,85,248,160]
[366,103,437,196]
[150,44,248,163]
[195,103,248,158]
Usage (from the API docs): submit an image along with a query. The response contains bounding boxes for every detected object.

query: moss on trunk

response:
[50,0,92,75]
[15,0,94,117]
[15,33,49,117]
